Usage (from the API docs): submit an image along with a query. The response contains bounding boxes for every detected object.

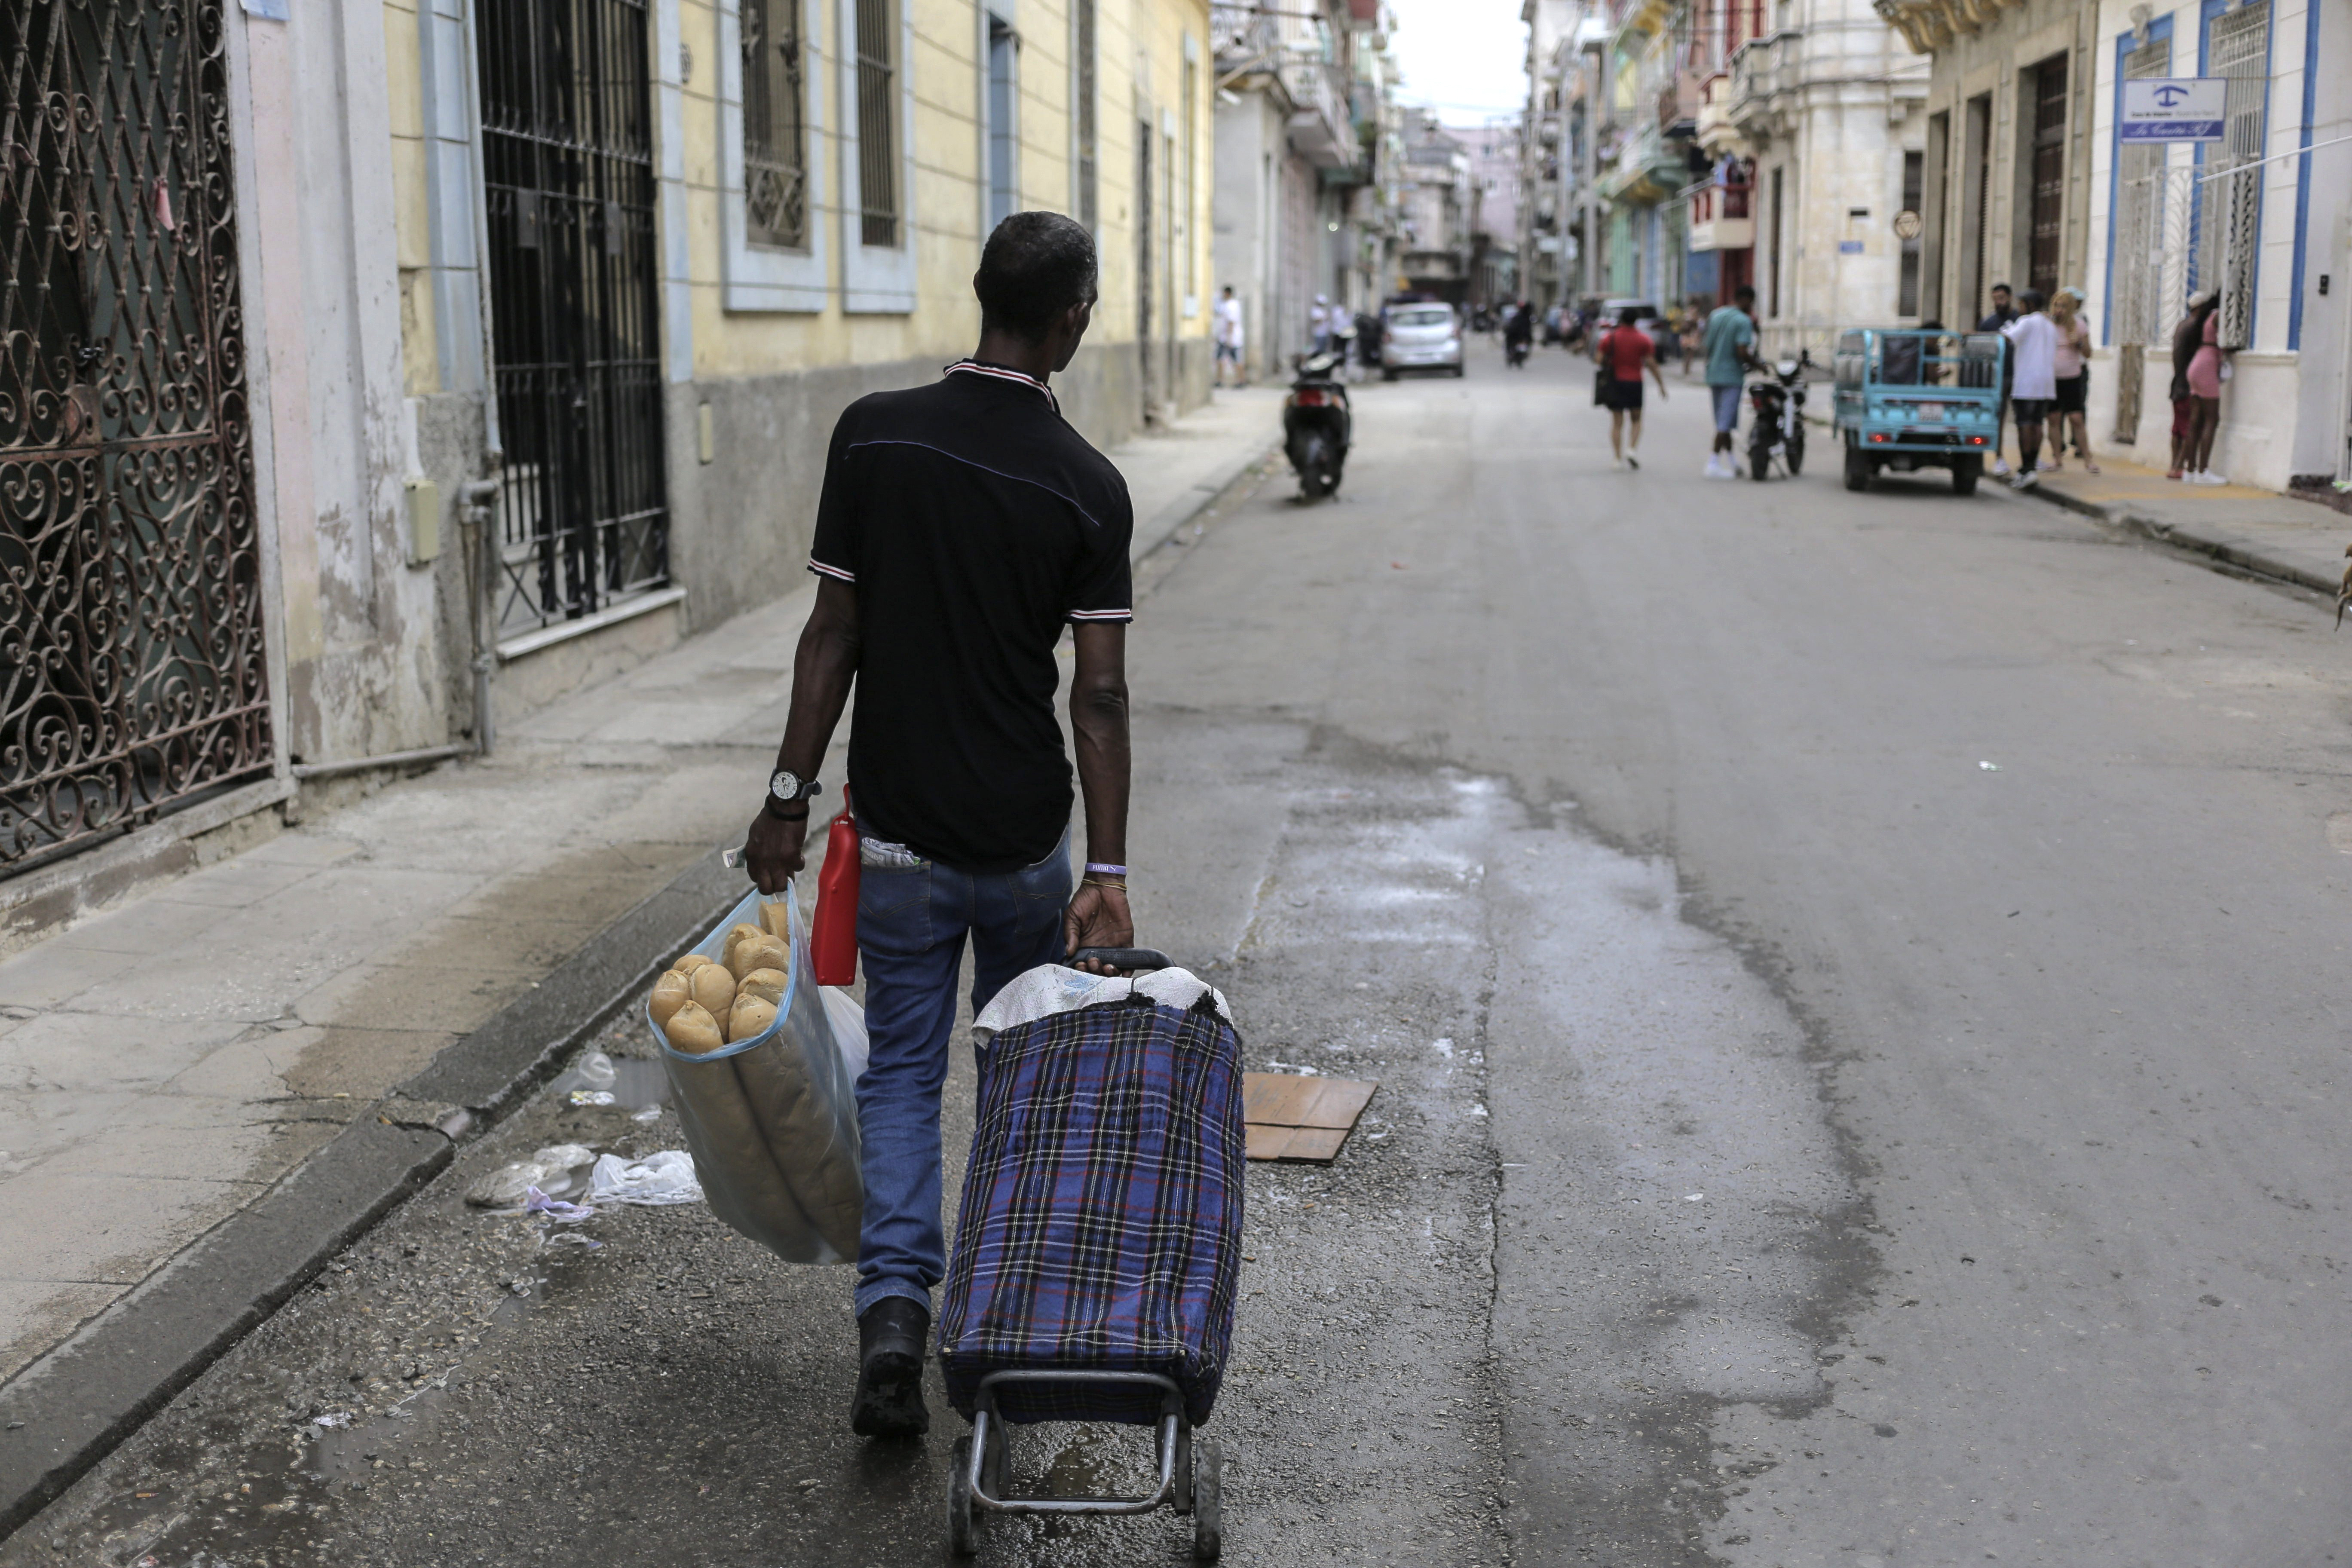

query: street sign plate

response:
[1917,403,1945,422]
[2120,78,2226,141]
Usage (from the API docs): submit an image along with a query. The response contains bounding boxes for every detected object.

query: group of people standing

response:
[1975,280,2229,488]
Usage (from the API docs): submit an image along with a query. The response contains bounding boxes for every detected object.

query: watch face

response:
[770,770,800,799]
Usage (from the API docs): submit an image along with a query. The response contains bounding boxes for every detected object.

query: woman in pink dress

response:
[2183,300,2229,485]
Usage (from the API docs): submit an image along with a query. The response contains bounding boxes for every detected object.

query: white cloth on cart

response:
[972,963,1231,1047]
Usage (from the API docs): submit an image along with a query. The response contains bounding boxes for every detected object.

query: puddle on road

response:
[1486,807,1870,1565]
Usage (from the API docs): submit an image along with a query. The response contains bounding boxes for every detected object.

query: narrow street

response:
[9,338,2352,1566]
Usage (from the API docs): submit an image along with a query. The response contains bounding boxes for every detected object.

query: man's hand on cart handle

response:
[1063,879,1133,975]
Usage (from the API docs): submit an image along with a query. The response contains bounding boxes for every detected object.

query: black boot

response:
[850,1297,931,1438]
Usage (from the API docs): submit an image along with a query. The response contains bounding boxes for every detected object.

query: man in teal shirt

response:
[1701,285,1762,479]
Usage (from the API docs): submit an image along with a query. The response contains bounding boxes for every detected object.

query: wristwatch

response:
[764,769,822,818]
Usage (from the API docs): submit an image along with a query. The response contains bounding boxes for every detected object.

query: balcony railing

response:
[1684,174,1753,252]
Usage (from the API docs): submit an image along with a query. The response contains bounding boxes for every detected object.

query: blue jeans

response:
[1711,382,1743,433]
[851,827,1071,1316]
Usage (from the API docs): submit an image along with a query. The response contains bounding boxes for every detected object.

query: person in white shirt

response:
[1213,286,1246,387]
[2000,289,2059,490]
[1309,294,1332,356]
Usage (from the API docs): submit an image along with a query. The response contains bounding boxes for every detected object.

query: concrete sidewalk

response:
[2019,450,2351,602]
[0,389,1279,1532]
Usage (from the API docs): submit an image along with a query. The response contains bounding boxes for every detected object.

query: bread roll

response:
[729,934,788,982]
[649,970,692,1028]
[664,1001,724,1054]
[721,922,766,967]
[675,952,715,975]
[728,994,779,1044]
[738,967,787,1007]
[759,898,792,941]
[689,962,736,1017]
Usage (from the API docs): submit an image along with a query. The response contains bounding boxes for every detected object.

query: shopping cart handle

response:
[1070,947,1171,972]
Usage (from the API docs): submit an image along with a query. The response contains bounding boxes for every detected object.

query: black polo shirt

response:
[807,361,1133,874]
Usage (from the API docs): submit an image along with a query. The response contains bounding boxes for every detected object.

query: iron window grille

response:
[1074,0,1097,230]
[743,0,808,249]
[987,17,1018,232]
[2198,0,2268,349]
[856,0,898,247]
[475,0,671,642]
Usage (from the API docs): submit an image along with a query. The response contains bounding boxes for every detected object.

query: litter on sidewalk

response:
[1242,1072,1378,1163]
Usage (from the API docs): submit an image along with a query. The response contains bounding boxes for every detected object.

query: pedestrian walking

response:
[2042,288,2096,474]
[1976,283,2018,475]
[1700,285,1762,479]
[741,210,1138,1441]
[1213,285,1246,388]
[2180,294,2232,485]
[2000,288,2057,490]
[1595,306,1666,469]
[2167,292,2222,482]
[1310,293,1333,356]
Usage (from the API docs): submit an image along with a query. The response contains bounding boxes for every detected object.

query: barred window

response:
[742,0,808,248]
[856,0,898,247]
[1074,0,1096,230]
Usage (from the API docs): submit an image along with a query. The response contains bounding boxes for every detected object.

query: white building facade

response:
[2078,0,2349,489]
[1715,0,1930,357]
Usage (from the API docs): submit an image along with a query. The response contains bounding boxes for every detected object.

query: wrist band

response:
[1084,862,1127,877]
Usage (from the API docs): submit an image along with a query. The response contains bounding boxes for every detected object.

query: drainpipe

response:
[458,473,502,756]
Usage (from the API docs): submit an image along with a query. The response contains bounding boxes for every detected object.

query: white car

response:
[1381,303,1464,380]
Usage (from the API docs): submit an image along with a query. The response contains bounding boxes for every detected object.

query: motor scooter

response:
[1504,335,1531,369]
[1283,350,1352,499]
[1746,350,1812,480]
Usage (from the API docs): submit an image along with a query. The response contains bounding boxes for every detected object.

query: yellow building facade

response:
[380,0,1212,713]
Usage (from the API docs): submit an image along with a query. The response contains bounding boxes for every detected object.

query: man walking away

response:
[1595,306,1666,469]
[1213,285,1246,388]
[1976,282,2017,476]
[1310,294,1332,356]
[742,211,1137,1441]
[1701,285,1761,479]
[2001,288,2057,490]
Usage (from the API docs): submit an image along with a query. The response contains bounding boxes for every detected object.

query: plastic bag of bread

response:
[646,883,866,1264]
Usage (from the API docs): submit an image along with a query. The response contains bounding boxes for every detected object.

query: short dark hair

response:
[1733,285,1756,303]
[1619,306,1643,326]
[975,211,1099,340]
[1991,282,2012,295]
[2016,287,2046,312]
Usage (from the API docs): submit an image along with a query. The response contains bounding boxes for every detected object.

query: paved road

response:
[10,340,2352,1566]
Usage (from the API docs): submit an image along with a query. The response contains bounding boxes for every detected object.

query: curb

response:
[2020,483,2342,599]
[1131,439,1286,563]
[0,847,746,1543]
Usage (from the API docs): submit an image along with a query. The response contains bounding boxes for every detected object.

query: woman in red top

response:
[1593,308,1668,469]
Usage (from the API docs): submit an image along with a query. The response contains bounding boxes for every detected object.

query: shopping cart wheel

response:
[1191,1439,1223,1561]
[949,1435,979,1556]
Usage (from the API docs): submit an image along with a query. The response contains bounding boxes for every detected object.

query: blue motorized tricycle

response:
[1831,329,2006,496]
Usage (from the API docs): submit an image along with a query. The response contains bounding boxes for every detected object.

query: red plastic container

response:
[811,795,860,987]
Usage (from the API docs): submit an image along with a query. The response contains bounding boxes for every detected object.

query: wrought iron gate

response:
[476,0,669,640]
[0,0,272,874]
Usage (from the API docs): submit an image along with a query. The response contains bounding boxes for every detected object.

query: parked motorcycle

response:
[1746,350,1811,480]
[1283,350,1353,500]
